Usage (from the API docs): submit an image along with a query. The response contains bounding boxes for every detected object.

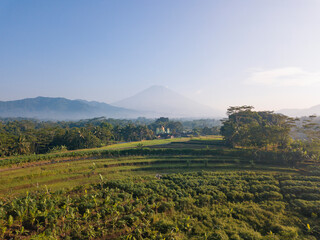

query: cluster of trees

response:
[0,120,151,156]
[180,118,221,129]
[0,117,219,157]
[219,106,320,165]
[220,106,293,149]
[148,117,183,135]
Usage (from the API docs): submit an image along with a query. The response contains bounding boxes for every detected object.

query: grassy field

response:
[0,135,288,197]
[0,154,299,196]
[83,137,192,150]
[0,137,190,162]
[0,136,319,239]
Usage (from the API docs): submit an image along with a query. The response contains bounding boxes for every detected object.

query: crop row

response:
[0,171,319,239]
[0,147,310,168]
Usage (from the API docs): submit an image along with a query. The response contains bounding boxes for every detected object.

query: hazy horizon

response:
[1,0,320,112]
[0,84,318,113]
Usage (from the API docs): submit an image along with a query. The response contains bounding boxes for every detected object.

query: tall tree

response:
[221,106,292,148]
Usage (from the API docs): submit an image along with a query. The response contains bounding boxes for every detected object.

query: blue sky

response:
[1,0,320,111]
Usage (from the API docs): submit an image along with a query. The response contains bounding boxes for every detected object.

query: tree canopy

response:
[221,106,293,148]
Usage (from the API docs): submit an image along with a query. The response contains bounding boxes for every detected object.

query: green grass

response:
[0,135,304,197]
[0,137,218,195]
[100,137,191,149]
[1,136,320,239]
[0,155,297,197]
[1,137,191,160]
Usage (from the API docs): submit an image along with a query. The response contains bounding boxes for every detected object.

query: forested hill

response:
[0,97,139,120]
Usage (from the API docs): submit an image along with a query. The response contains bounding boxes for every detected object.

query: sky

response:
[1,0,320,112]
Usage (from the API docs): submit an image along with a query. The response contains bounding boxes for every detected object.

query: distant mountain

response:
[278,105,320,117]
[0,97,139,120]
[0,87,224,120]
[113,85,223,118]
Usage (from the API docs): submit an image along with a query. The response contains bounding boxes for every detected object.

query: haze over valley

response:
[1,84,318,120]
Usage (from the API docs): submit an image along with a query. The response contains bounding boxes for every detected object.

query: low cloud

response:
[245,67,320,87]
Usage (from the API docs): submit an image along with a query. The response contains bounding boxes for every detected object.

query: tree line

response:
[0,117,219,157]
[4,105,319,159]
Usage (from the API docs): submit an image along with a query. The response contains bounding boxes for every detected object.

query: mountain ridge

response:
[277,104,320,117]
[0,86,224,120]
[0,96,138,120]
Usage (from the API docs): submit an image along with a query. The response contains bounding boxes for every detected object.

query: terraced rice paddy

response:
[0,137,319,239]
[0,137,296,196]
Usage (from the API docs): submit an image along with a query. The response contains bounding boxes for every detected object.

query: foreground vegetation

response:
[1,107,320,239]
[1,170,320,239]
[0,137,319,239]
